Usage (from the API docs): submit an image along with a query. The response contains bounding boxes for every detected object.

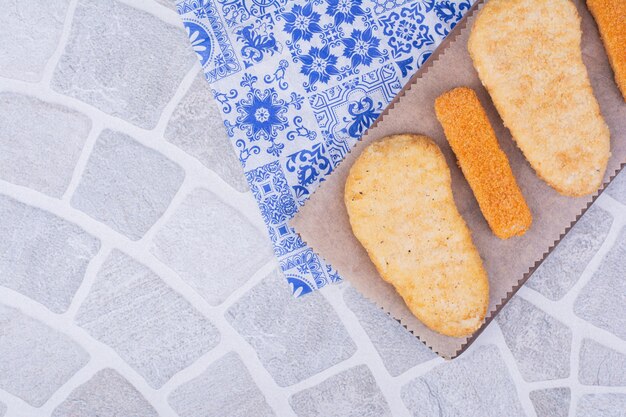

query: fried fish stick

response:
[345,135,489,337]
[587,0,626,100]
[468,0,610,197]
[435,87,532,239]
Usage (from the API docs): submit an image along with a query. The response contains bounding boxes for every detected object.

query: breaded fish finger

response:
[468,0,610,197]
[435,87,532,239]
[587,0,626,100]
[345,134,489,337]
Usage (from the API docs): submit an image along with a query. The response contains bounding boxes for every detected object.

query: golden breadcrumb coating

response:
[468,0,610,197]
[435,87,532,239]
[587,0,626,100]
[344,134,489,337]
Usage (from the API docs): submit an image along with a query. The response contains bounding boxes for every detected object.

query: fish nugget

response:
[468,0,610,197]
[435,87,532,239]
[344,134,489,337]
[587,0,626,100]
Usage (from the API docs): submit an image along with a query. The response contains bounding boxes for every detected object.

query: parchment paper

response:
[291,0,626,359]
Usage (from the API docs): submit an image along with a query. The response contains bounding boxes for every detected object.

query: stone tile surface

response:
[529,388,570,417]
[579,339,626,386]
[226,270,356,386]
[527,205,613,300]
[2,0,625,413]
[401,345,525,417]
[169,352,275,417]
[0,195,100,313]
[574,227,626,341]
[52,0,195,128]
[75,250,219,388]
[343,287,435,376]
[0,304,89,407]
[606,169,626,206]
[156,0,177,8]
[496,296,571,382]
[575,394,626,417]
[0,0,69,82]
[151,188,271,306]
[290,365,390,417]
[165,73,248,192]
[0,93,91,198]
[52,369,157,417]
[71,130,184,240]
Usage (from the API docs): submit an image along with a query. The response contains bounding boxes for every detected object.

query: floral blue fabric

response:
[176,0,474,296]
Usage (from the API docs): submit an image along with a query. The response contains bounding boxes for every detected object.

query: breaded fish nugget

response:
[345,135,489,337]
[468,0,610,197]
[587,0,626,100]
[435,87,532,239]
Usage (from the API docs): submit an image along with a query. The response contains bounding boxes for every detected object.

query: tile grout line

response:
[0,287,179,417]
[38,0,79,87]
[0,180,149,252]
[520,287,626,356]
[206,258,279,316]
[33,362,113,417]
[0,77,259,230]
[151,63,202,142]
[519,209,625,352]
[116,0,182,26]
[0,175,268,326]
[389,357,444,387]
[525,201,624,311]
[101,246,299,416]
[0,173,280,415]
[276,351,366,398]
[567,330,582,417]
[61,121,104,203]
[1,0,624,412]
[0,387,39,417]
[487,323,539,417]
[595,193,626,220]
[135,175,198,247]
[317,286,414,417]
[5,157,621,415]
[0,4,207,404]
[197,308,300,417]
[62,244,113,320]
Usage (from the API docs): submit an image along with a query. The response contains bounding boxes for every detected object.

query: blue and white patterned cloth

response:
[176,0,474,296]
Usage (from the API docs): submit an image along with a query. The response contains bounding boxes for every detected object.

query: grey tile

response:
[579,339,626,386]
[574,227,626,341]
[0,303,89,407]
[225,270,356,386]
[343,287,435,376]
[52,0,195,128]
[155,0,176,9]
[401,345,526,417]
[52,369,157,417]
[290,365,391,417]
[606,169,626,206]
[496,296,571,382]
[0,195,100,313]
[169,352,275,417]
[576,394,626,417]
[527,205,613,300]
[0,93,91,197]
[71,130,184,240]
[530,388,570,417]
[151,188,271,306]
[75,250,219,388]
[165,72,248,192]
[0,0,69,82]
